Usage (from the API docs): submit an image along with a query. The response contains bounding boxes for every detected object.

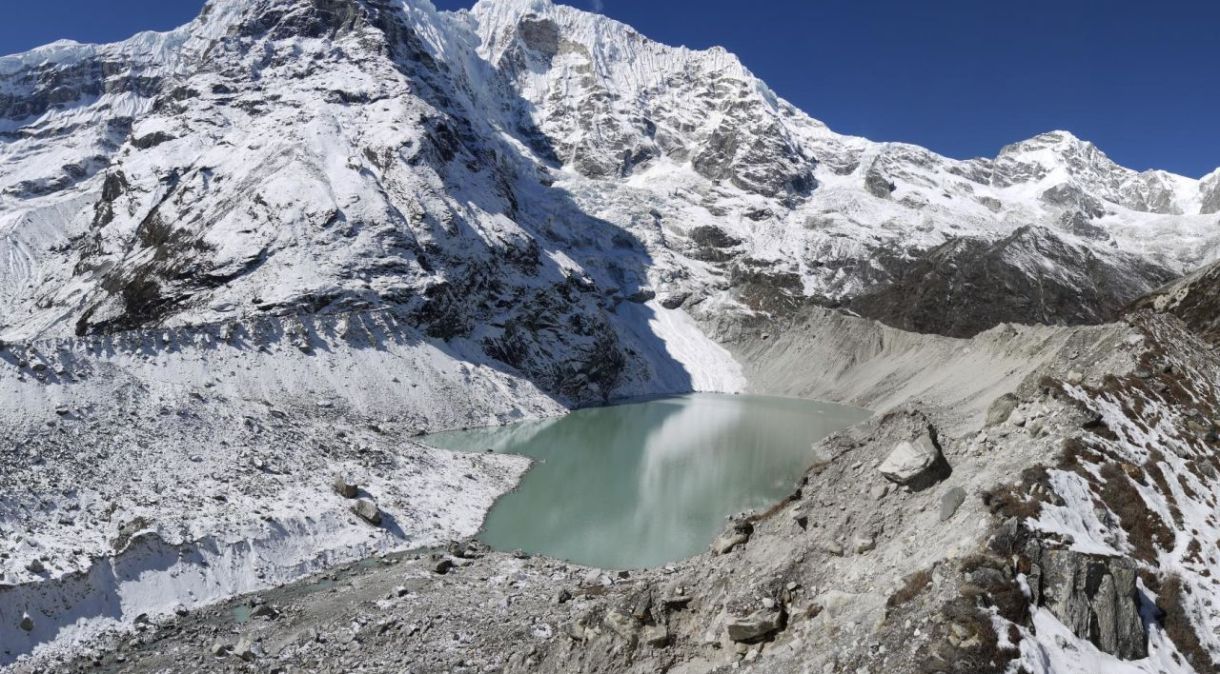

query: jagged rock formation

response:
[1025,543,1147,659]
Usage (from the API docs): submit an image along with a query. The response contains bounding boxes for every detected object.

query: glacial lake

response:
[423,394,872,569]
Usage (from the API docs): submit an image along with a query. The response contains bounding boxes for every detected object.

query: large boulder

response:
[939,486,967,522]
[725,607,785,643]
[333,475,359,499]
[711,517,754,554]
[878,428,951,491]
[1025,543,1147,660]
[352,498,382,526]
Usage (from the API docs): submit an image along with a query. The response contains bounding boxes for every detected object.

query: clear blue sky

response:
[2,0,1216,177]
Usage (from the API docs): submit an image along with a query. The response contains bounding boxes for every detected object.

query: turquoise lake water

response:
[423,393,871,569]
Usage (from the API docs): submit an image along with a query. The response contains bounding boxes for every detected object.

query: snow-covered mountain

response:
[1,0,1218,357]
[6,2,1220,670]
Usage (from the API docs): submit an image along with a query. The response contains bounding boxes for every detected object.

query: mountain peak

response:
[469,0,555,13]
[999,129,1096,156]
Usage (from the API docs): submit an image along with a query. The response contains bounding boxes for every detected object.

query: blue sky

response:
[2,0,1215,177]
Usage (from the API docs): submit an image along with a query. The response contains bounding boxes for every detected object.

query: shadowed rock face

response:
[864,169,896,198]
[233,0,368,39]
[517,16,561,56]
[0,59,162,123]
[848,226,1176,338]
[1132,257,1220,345]
[1025,544,1147,660]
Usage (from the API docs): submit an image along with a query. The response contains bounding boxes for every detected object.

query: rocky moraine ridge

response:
[1,0,1219,672]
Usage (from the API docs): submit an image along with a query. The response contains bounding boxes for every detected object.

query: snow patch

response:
[629,301,745,394]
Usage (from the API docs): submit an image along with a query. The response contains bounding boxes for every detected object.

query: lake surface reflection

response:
[423,394,871,569]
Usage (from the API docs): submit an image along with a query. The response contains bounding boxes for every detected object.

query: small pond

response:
[423,393,871,569]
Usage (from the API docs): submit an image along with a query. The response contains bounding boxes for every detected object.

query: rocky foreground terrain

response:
[7,303,1220,674]
[2,0,1220,672]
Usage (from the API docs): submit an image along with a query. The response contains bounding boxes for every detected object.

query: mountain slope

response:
[1,0,1218,357]
[460,0,1219,335]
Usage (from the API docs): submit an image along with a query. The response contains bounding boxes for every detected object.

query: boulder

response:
[446,540,473,559]
[986,394,1019,427]
[878,429,951,490]
[333,475,359,499]
[939,486,967,522]
[1025,543,1146,660]
[711,517,754,554]
[111,516,152,552]
[431,555,455,575]
[604,609,639,643]
[352,498,382,526]
[627,289,657,304]
[625,587,653,621]
[725,607,784,643]
[819,541,845,557]
[642,622,670,647]
[19,612,34,632]
[233,634,262,661]
[790,508,809,530]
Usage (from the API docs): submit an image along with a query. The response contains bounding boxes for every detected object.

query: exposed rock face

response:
[848,226,1177,337]
[878,428,950,490]
[725,605,785,643]
[2,0,1216,354]
[1134,256,1220,345]
[864,169,896,198]
[333,476,360,499]
[994,131,1185,215]
[1025,544,1147,660]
